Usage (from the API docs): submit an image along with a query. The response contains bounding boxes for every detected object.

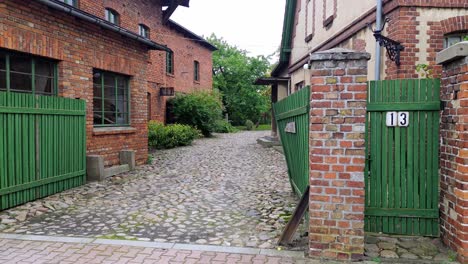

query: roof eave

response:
[37,0,169,51]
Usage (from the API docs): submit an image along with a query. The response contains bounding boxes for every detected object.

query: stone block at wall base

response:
[86,150,136,181]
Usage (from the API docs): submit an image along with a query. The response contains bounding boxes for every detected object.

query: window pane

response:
[94,112,103,125]
[104,87,116,101]
[0,70,6,90]
[116,76,126,89]
[35,76,53,94]
[10,54,31,74]
[104,74,114,87]
[93,98,102,112]
[10,73,32,92]
[93,72,102,84]
[104,111,116,124]
[116,113,128,125]
[93,83,102,98]
[116,100,127,113]
[0,53,5,70]
[117,88,126,100]
[35,60,54,77]
[104,98,116,112]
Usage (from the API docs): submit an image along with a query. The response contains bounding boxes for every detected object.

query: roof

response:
[38,0,170,51]
[271,0,296,77]
[162,0,190,7]
[167,20,218,51]
[254,77,290,85]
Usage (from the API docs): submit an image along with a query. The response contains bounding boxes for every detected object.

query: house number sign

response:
[285,122,296,133]
[386,112,409,127]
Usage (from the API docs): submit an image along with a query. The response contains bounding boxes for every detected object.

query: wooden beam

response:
[278,186,309,246]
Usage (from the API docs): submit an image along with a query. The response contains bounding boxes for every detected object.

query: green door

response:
[273,87,310,196]
[365,79,440,236]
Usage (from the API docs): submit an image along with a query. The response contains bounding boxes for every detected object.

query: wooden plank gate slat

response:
[0,92,86,211]
[273,87,310,197]
[365,79,440,236]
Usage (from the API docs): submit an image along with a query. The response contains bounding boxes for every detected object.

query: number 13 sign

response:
[386,112,409,127]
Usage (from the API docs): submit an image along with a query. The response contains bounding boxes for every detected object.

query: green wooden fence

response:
[0,92,86,211]
[365,79,440,236]
[273,88,310,196]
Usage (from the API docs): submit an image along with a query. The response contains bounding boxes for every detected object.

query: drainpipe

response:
[375,0,383,80]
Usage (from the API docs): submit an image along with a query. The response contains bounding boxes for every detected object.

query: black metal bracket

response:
[368,18,405,66]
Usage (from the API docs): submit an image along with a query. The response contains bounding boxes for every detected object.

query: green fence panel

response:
[273,87,310,197]
[0,92,86,210]
[365,79,440,236]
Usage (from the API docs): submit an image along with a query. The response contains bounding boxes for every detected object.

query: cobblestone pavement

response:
[0,132,301,249]
[0,236,319,264]
[364,234,459,263]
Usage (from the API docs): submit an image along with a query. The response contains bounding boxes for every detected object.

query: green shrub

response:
[213,119,238,133]
[148,121,200,149]
[169,91,223,137]
[245,120,254,131]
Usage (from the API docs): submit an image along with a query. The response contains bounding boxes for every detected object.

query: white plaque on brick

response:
[285,122,296,133]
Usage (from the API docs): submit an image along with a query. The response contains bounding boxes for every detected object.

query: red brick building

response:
[270,0,468,262]
[0,0,215,166]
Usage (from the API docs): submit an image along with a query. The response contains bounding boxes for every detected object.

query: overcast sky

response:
[171,0,286,59]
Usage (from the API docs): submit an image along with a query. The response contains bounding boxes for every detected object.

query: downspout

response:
[375,0,383,80]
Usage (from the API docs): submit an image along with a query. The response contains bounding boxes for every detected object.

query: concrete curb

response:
[0,233,305,258]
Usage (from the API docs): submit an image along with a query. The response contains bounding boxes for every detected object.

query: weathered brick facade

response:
[438,45,468,264]
[0,0,214,166]
[308,49,370,261]
[148,22,215,122]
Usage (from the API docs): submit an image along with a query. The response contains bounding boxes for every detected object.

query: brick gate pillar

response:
[308,48,370,261]
[437,42,468,264]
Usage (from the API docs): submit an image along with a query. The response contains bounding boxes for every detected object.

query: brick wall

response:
[77,0,214,123]
[148,23,214,122]
[385,6,420,79]
[308,49,370,261]
[0,0,150,166]
[439,50,468,264]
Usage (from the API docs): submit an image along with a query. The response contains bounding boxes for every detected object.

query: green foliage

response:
[463,35,468,41]
[148,121,200,149]
[207,34,272,126]
[245,120,254,131]
[447,250,457,261]
[169,91,223,137]
[213,119,238,133]
[235,124,272,131]
[146,154,154,164]
[416,63,434,78]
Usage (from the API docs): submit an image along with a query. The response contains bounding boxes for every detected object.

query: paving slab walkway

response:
[0,132,299,250]
[0,234,317,264]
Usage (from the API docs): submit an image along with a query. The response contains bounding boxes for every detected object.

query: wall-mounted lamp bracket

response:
[368,18,405,66]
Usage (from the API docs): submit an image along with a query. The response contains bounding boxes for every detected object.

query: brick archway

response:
[440,15,468,34]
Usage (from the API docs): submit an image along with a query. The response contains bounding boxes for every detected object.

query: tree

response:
[207,34,271,126]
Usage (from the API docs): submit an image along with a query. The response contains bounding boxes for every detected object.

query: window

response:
[139,24,150,38]
[105,8,119,25]
[194,60,200,81]
[58,0,77,7]
[295,81,305,92]
[93,70,130,126]
[444,33,468,48]
[0,50,57,96]
[166,51,174,74]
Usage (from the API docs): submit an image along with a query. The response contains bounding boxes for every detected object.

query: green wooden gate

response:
[0,92,86,211]
[273,87,310,196]
[365,79,440,236]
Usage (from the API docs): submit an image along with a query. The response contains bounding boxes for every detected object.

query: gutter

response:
[36,0,171,52]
